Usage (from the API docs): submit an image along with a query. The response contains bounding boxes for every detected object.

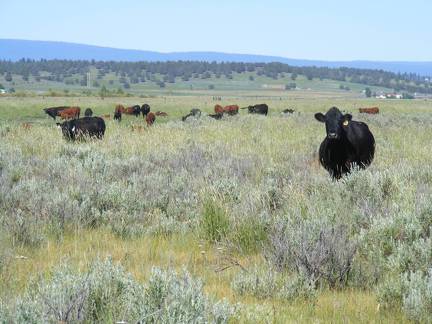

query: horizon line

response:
[2,38,432,64]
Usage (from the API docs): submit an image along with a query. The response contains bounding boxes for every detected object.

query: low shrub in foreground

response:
[231,266,316,302]
[0,258,235,323]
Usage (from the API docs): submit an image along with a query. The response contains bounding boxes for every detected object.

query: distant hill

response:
[1,39,432,76]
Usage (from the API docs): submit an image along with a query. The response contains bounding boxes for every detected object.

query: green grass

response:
[0,230,408,323]
[2,70,392,96]
[1,93,432,322]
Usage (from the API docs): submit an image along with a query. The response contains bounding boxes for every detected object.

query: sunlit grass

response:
[2,229,408,323]
[1,95,432,322]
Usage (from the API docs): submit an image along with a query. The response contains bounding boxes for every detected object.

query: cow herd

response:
[43,103,378,180]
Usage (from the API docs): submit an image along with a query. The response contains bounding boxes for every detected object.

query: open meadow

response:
[1,91,432,323]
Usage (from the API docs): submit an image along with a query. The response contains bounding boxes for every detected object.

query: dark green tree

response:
[365,87,372,97]
[5,72,12,82]
[99,85,109,99]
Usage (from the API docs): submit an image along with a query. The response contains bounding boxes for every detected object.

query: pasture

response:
[0,93,431,322]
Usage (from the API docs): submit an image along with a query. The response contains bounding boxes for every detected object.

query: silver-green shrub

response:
[278,274,317,302]
[136,267,235,323]
[2,258,235,323]
[231,266,279,299]
[401,269,432,322]
[267,217,357,288]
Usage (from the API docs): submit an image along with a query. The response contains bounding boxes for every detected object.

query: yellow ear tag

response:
[343,120,349,126]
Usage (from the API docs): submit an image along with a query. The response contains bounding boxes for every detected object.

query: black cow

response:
[130,105,141,117]
[84,108,93,117]
[190,108,201,117]
[43,106,69,119]
[56,117,106,141]
[208,113,223,120]
[246,104,268,115]
[315,107,375,179]
[282,108,295,114]
[182,108,202,121]
[114,110,122,122]
[141,104,151,117]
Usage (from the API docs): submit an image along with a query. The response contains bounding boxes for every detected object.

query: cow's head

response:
[315,107,352,139]
[141,104,150,116]
[56,121,74,139]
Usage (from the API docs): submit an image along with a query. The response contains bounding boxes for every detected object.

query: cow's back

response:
[214,105,224,114]
[146,112,156,126]
[345,121,375,164]
[74,117,106,138]
[249,104,268,115]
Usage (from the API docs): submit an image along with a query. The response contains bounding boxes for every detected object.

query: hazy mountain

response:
[1,39,431,76]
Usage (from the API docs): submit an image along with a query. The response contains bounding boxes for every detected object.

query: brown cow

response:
[115,104,140,117]
[214,104,239,116]
[359,107,379,114]
[214,104,224,114]
[115,104,125,114]
[59,107,80,120]
[146,112,156,126]
[223,105,239,116]
[155,111,168,117]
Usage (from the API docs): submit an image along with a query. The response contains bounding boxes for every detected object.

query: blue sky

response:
[1,0,431,61]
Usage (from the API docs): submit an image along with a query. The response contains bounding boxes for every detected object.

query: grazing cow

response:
[84,108,93,117]
[115,104,125,114]
[59,107,80,120]
[43,106,70,119]
[124,105,141,117]
[243,104,268,115]
[190,108,201,117]
[214,104,224,114]
[315,107,375,179]
[155,111,168,117]
[141,104,151,116]
[114,110,122,122]
[215,104,239,116]
[116,104,140,117]
[56,117,106,141]
[224,105,239,116]
[359,107,379,114]
[182,108,202,121]
[146,112,156,126]
[282,108,295,114]
[208,113,223,120]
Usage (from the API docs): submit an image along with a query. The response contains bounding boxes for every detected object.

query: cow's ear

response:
[314,113,325,122]
[344,114,352,121]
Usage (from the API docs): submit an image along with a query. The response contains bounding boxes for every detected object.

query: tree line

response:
[0,59,431,94]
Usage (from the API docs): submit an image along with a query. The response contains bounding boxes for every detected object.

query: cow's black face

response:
[315,107,352,140]
[141,104,150,116]
[57,122,74,139]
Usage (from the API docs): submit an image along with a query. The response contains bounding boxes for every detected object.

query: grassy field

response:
[0,92,431,322]
[2,69,392,96]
